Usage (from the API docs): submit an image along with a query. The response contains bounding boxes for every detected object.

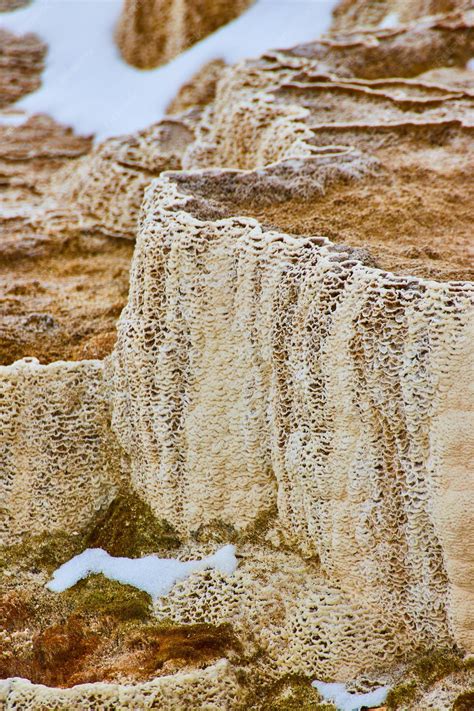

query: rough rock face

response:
[332,0,473,30]
[115,0,253,69]
[1,1,474,709]
[0,29,45,108]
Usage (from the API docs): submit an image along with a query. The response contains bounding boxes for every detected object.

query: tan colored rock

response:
[115,0,253,69]
[0,29,45,108]
[110,169,473,663]
[167,58,227,115]
[0,4,473,707]
[332,0,472,31]
[46,118,194,239]
[0,358,125,546]
[0,659,241,710]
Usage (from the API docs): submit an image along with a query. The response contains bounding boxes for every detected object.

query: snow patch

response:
[46,544,238,599]
[379,11,400,29]
[312,680,390,711]
[0,0,338,140]
[0,111,28,127]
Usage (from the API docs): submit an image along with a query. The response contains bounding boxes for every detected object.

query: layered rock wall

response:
[0,0,473,703]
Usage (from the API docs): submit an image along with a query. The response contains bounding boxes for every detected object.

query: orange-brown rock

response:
[0,29,45,108]
[332,0,472,31]
[0,583,239,688]
[0,1,31,10]
[115,0,253,69]
[1,2,474,709]
[0,231,133,364]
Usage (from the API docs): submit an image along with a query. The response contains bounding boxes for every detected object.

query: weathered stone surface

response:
[0,1,473,708]
[0,29,45,108]
[332,0,472,31]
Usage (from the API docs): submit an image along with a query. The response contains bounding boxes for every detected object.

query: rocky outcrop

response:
[1,1,473,708]
[0,29,45,108]
[115,0,253,69]
[332,0,473,30]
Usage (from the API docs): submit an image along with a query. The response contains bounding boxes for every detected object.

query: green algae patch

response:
[84,491,181,557]
[385,680,418,709]
[0,488,181,579]
[64,574,152,622]
[453,690,474,710]
[410,648,464,683]
[386,648,467,709]
[254,674,330,711]
[240,504,278,545]
[120,621,241,675]
[192,505,279,547]
[193,518,239,545]
[0,530,86,576]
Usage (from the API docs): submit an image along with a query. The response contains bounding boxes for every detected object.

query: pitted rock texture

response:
[111,172,473,656]
[0,660,241,710]
[1,1,474,707]
[115,0,253,69]
[332,0,473,30]
[0,29,45,108]
[0,358,125,546]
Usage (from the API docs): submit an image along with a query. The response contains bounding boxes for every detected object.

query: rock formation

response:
[115,0,254,69]
[0,29,45,107]
[166,58,227,115]
[332,0,472,30]
[0,1,473,709]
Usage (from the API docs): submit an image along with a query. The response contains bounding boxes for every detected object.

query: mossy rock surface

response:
[252,674,331,711]
[386,648,468,709]
[84,491,181,557]
[64,574,152,621]
[453,689,474,710]
[0,488,181,576]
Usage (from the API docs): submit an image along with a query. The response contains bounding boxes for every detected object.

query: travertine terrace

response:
[0,1,473,709]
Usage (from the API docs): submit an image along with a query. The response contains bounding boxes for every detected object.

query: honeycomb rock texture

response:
[46,118,195,239]
[115,0,254,69]
[111,172,473,657]
[1,1,474,708]
[0,659,240,710]
[0,358,126,545]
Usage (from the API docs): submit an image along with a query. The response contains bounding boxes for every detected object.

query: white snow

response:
[0,0,338,140]
[46,544,238,599]
[378,11,400,29]
[312,680,390,711]
[0,111,28,126]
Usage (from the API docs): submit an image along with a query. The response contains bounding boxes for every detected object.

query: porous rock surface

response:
[1,1,473,709]
[0,28,45,108]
